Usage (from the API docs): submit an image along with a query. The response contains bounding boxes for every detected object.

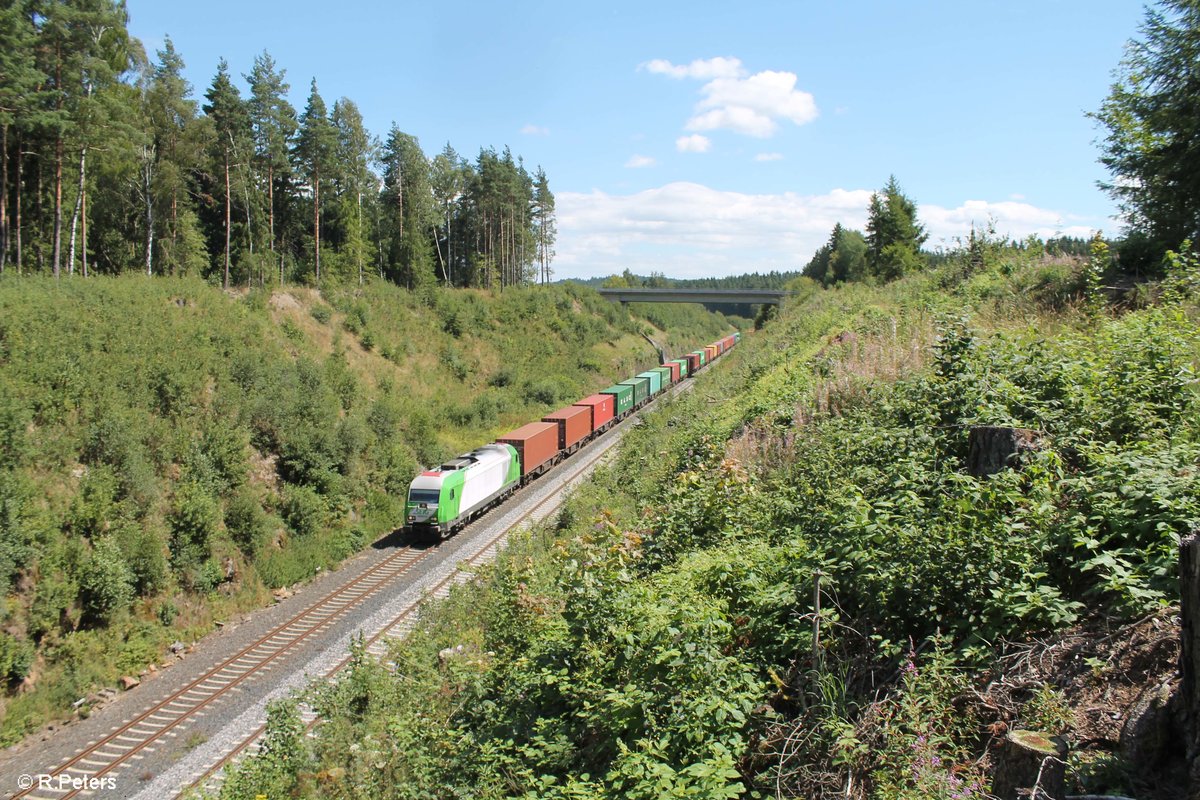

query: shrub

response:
[77,536,135,627]
[114,519,169,596]
[281,484,327,538]
[157,600,178,627]
[168,482,219,571]
[525,377,568,406]
[0,632,33,686]
[225,489,271,555]
[310,304,332,325]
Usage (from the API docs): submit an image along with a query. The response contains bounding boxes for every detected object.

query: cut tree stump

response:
[991,729,1066,800]
[1181,532,1200,794]
[966,426,1043,478]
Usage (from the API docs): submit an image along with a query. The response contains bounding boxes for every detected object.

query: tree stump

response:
[1181,532,1200,793]
[991,729,1066,800]
[966,426,1043,477]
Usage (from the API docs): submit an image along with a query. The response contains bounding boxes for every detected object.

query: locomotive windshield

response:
[408,489,441,504]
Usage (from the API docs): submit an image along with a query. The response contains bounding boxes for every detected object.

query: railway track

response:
[11,544,432,800]
[181,405,640,796]
[10,375,695,800]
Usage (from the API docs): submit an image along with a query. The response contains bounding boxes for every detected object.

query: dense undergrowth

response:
[0,275,731,744]
[220,244,1200,799]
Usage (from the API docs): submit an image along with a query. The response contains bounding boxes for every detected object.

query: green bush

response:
[0,632,34,686]
[77,536,135,627]
[225,489,271,554]
[168,482,219,571]
[310,304,332,325]
[281,483,327,538]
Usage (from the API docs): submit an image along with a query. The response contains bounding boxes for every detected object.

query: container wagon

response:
[542,405,591,455]
[599,384,634,419]
[652,365,674,388]
[574,393,616,436]
[636,370,663,397]
[620,376,650,408]
[662,361,681,383]
[496,421,560,481]
[406,443,520,539]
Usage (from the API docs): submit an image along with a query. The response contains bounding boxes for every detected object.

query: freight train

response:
[404,332,741,539]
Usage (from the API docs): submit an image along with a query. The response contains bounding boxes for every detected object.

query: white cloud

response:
[755,152,784,162]
[641,56,745,80]
[921,199,1095,247]
[520,124,549,136]
[553,182,1102,280]
[624,154,657,168]
[646,58,818,139]
[687,70,817,137]
[676,134,711,153]
[556,182,870,279]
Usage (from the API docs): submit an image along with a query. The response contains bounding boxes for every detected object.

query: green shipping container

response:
[652,366,673,388]
[671,358,690,378]
[636,370,662,396]
[599,384,634,415]
[691,350,707,367]
[620,377,650,405]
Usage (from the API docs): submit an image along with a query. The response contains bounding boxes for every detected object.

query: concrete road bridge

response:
[597,287,791,305]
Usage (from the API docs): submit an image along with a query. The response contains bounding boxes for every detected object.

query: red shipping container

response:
[684,352,701,373]
[496,421,560,477]
[543,405,590,450]
[573,394,615,432]
[663,361,680,382]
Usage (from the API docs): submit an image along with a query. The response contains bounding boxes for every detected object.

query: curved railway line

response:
[9,371,702,800]
[182,421,636,797]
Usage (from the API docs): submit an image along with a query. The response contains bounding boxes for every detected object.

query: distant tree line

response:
[595,269,800,290]
[0,0,556,288]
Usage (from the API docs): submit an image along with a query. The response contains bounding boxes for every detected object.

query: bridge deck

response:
[597,288,790,304]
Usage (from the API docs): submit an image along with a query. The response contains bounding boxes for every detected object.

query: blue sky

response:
[126,0,1147,280]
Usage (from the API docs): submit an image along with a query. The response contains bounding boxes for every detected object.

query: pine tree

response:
[203,59,250,288]
[532,166,556,284]
[380,126,435,289]
[865,175,926,281]
[141,38,195,276]
[1093,0,1200,260]
[331,98,373,284]
[246,51,296,284]
[295,79,335,282]
[431,143,466,284]
[0,3,41,274]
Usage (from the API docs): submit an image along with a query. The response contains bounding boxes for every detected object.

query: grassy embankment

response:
[221,244,1199,799]
[0,275,734,745]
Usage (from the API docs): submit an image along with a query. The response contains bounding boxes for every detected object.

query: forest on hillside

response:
[0,1,556,289]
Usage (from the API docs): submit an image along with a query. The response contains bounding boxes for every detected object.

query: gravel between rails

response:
[0,377,696,800]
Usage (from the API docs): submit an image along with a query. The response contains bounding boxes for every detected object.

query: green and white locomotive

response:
[405,443,520,538]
